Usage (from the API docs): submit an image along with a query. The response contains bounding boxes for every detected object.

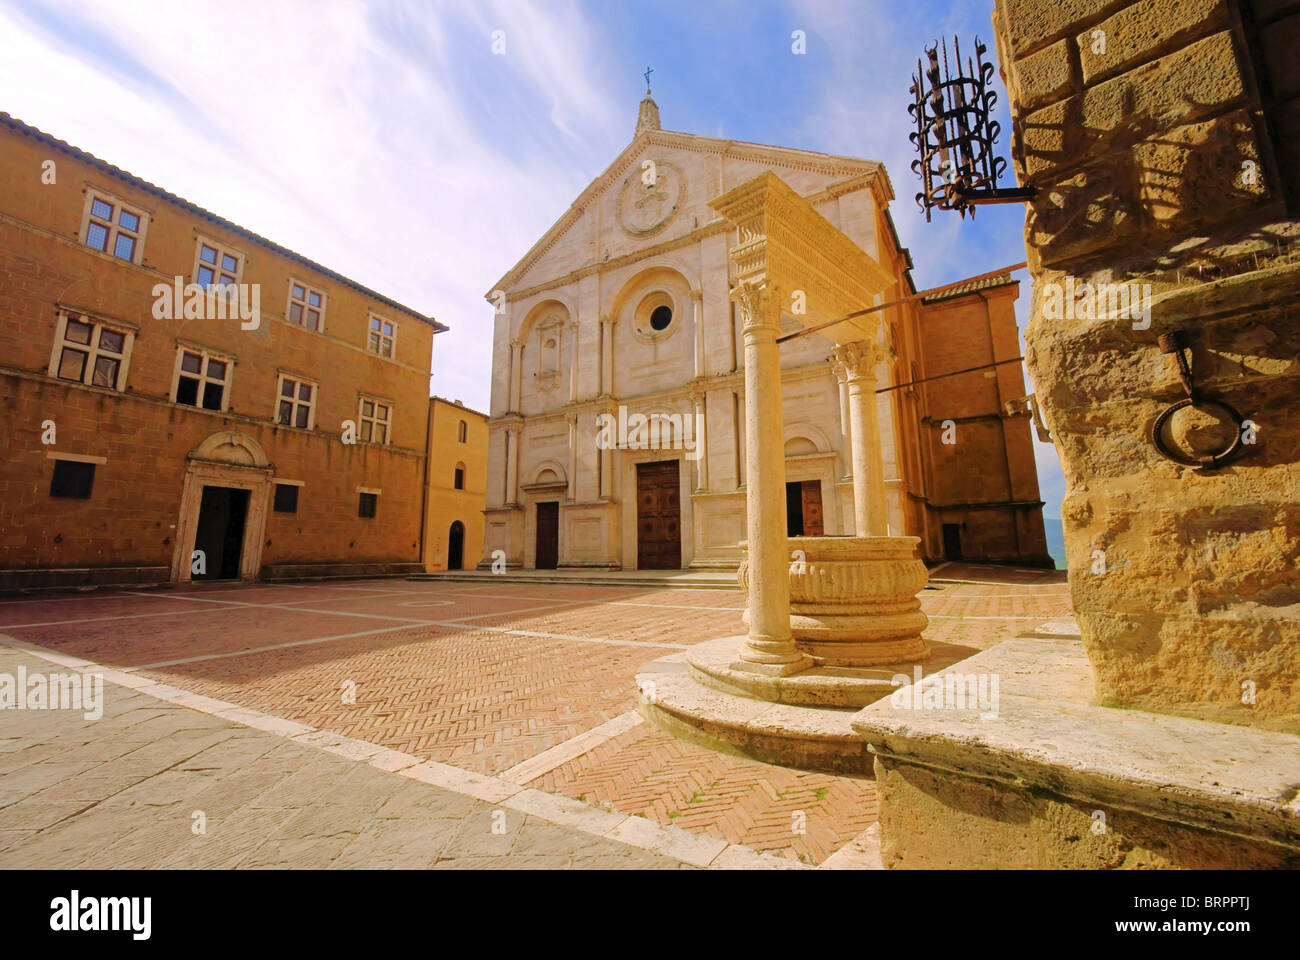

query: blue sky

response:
[0,0,1065,516]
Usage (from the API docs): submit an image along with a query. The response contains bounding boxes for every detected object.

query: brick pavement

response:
[0,648,688,869]
[0,568,1070,868]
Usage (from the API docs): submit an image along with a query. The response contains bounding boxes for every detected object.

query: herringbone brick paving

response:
[136,627,667,774]
[0,570,1069,866]
[530,723,878,864]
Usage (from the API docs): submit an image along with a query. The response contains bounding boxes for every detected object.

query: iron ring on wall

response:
[1150,396,1247,469]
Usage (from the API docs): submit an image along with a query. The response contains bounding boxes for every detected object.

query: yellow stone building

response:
[422,396,487,571]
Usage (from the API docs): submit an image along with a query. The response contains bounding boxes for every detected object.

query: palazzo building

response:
[0,113,446,589]
[480,94,1050,571]
[422,396,488,572]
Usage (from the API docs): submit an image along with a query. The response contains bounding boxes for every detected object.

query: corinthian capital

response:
[730,279,776,333]
[831,339,882,382]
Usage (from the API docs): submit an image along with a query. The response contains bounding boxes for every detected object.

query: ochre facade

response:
[0,114,445,589]
[480,96,1050,572]
[423,397,487,572]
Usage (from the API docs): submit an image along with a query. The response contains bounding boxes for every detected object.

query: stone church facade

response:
[481,95,1050,571]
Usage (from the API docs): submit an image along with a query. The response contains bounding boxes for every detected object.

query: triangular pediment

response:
[487,129,892,299]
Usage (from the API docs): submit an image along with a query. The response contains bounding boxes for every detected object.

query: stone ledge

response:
[0,565,169,593]
[851,638,1300,852]
[261,561,424,581]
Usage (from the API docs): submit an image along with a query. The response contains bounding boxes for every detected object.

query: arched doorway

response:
[448,521,465,570]
[171,430,272,583]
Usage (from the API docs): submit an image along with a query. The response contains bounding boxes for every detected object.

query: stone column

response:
[600,314,615,396]
[691,289,704,378]
[734,281,808,674]
[833,340,888,537]
[833,359,853,481]
[508,339,523,412]
[689,388,708,491]
[566,412,577,502]
[504,423,520,505]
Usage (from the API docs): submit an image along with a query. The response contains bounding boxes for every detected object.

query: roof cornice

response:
[0,112,447,333]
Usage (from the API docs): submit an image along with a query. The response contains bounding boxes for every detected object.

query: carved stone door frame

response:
[170,431,274,583]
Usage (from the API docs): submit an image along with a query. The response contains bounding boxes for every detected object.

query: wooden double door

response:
[636,461,681,570]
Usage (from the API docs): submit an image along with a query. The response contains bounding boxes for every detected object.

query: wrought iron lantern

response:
[909,36,1034,220]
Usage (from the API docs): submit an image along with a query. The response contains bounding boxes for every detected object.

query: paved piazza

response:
[0,566,1069,869]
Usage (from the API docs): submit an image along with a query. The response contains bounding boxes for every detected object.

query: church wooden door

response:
[800,480,824,536]
[535,501,559,569]
[636,461,681,570]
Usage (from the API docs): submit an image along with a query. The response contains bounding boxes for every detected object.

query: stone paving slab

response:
[0,648,692,870]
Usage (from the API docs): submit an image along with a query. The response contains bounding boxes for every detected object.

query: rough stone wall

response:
[992,0,1300,730]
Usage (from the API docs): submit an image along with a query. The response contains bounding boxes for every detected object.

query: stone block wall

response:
[992,0,1300,731]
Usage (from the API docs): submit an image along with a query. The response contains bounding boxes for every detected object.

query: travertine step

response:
[409,571,738,590]
[634,659,874,775]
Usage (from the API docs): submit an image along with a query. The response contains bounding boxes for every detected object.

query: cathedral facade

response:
[480,95,1050,571]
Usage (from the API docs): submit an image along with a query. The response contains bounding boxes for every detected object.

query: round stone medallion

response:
[617,160,683,237]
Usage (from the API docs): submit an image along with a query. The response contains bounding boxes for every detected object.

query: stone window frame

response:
[45,451,107,500]
[170,342,234,413]
[457,419,468,443]
[454,462,466,490]
[357,394,393,445]
[46,308,136,393]
[535,318,563,384]
[357,486,381,519]
[78,187,149,265]
[272,479,303,513]
[286,278,327,332]
[274,372,318,431]
[191,235,246,291]
[631,290,679,343]
[367,313,397,359]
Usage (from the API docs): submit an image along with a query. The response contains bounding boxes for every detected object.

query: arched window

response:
[457,419,467,443]
[454,462,466,490]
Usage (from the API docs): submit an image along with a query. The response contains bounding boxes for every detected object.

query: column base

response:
[730,655,815,678]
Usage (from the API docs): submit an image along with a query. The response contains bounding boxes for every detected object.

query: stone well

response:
[739,536,930,667]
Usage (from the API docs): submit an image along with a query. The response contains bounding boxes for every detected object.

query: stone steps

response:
[635,648,876,775]
[409,571,738,590]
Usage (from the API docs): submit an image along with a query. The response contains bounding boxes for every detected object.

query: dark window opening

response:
[650,305,672,331]
[358,492,377,518]
[202,382,224,411]
[50,460,95,499]
[454,467,465,490]
[176,377,200,406]
[273,484,299,513]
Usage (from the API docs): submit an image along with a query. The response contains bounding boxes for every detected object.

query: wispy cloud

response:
[0,0,624,408]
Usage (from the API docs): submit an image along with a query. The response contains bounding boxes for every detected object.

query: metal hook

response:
[1150,331,1247,469]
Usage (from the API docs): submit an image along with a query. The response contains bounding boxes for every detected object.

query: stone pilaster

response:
[507,339,523,413]
[599,314,615,397]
